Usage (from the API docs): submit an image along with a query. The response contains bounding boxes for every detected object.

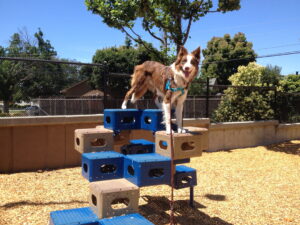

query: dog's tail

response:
[121,65,147,109]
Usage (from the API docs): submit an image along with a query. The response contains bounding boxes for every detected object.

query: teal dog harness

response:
[165,79,185,96]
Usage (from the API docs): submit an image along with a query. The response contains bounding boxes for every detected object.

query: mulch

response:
[0,140,299,225]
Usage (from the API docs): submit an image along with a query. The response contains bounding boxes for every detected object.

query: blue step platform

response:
[124,153,171,187]
[49,207,99,225]
[82,151,124,182]
[99,213,153,225]
[174,165,197,189]
[104,109,142,132]
[141,109,164,132]
[121,139,155,155]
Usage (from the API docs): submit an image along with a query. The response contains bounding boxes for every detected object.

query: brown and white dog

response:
[121,46,200,134]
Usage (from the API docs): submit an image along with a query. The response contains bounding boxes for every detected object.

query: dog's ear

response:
[191,47,201,61]
[175,46,188,65]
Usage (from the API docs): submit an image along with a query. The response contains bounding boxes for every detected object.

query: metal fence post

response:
[274,87,279,122]
[206,77,210,118]
[101,62,109,109]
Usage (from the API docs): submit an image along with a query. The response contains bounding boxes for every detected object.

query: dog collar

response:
[165,79,185,96]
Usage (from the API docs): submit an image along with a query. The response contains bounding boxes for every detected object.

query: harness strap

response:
[165,79,185,96]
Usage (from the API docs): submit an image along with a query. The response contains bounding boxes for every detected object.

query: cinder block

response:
[174,165,197,189]
[75,127,114,154]
[124,153,171,187]
[99,213,154,225]
[121,139,154,155]
[49,207,99,225]
[89,179,139,219]
[155,127,208,160]
[141,109,164,132]
[82,151,124,182]
[104,109,142,132]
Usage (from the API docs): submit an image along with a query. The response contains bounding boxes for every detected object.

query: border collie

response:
[121,46,200,134]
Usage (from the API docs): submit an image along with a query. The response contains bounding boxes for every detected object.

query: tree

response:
[0,32,32,113]
[91,44,165,97]
[201,32,257,85]
[0,29,81,113]
[279,74,300,93]
[277,74,300,122]
[85,0,241,55]
[212,62,277,122]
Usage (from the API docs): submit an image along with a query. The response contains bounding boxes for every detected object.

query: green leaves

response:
[212,63,278,122]
[201,32,257,85]
[85,0,241,52]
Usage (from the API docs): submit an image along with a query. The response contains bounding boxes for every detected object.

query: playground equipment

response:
[49,109,208,225]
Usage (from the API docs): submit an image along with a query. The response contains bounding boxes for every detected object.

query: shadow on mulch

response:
[140,195,232,225]
[204,194,227,201]
[1,200,87,209]
[266,140,300,155]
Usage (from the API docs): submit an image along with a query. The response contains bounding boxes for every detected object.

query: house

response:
[60,79,105,98]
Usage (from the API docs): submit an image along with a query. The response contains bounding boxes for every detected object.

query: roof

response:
[81,89,104,97]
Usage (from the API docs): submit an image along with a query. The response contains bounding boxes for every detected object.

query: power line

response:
[1,50,300,68]
[256,43,300,51]
[201,50,300,66]
[0,56,104,67]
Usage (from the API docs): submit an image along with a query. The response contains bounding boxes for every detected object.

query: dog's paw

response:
[177,128,187,134]
[121,102,127,109]
[166,128,174,135]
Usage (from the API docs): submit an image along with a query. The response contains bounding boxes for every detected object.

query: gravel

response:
[0,140,299,225]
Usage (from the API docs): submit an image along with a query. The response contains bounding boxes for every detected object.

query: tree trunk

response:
[3,100,9,113]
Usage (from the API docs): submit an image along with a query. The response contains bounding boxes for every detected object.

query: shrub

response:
[212,63,276,122]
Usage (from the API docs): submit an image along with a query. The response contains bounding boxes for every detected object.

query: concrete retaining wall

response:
[0,115,299,173]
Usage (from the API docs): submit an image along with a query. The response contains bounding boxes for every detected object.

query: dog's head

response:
[175,46,201,82]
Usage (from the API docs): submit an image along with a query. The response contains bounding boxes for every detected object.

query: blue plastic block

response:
[124,153,171,187]
[141,109,164,132]
[174,158,191,164]
[49,207,99,225]
[174,165,197,189]
[121,139,155,155]
[82,151,124,182]
[99,213,154,225]
[104,109,142,132]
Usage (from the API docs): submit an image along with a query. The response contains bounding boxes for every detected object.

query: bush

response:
[212,63,277,122]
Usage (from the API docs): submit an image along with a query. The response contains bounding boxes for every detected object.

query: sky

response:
[0,0,300,75]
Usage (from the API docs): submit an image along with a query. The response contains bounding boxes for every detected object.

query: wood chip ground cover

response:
[0,140,299,225]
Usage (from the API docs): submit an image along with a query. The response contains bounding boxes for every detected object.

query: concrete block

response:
[224,128,238,150]
[155,127,208,160]
[253,126,264,146]
[75,127,114,154]
[89,179,139,219]
[208,129,224,151]
[264,125,276,145]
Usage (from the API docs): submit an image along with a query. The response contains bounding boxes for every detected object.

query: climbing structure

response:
[49,109,208,225]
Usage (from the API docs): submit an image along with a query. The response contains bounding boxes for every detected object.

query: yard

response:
[0,140,299,225]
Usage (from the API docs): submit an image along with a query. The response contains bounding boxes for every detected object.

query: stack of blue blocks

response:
[50,109,198,225]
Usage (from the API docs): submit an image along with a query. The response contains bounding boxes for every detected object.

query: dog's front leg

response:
[163,91,173,134]
[176,92,188,133]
